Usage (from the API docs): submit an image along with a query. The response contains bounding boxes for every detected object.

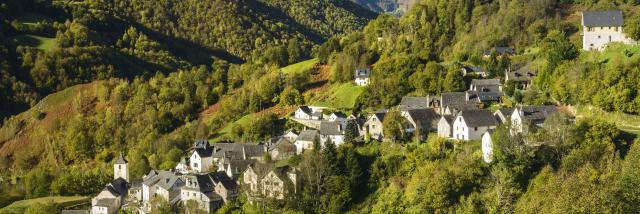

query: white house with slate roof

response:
[354,68,371,86]
[294,106,324,120]
[582,10,634,51]
[295,129,319,154]
[181,174,224,212]
[190,146,214,173]
[437,115,455,138]
[440,92,479,115]
[452,109,499,140]
[511,105,557,134]
[320,121,345,146]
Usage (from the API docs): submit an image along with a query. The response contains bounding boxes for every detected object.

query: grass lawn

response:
[310,83,365,109]
[579,43,640,67]
[13,34,57,51]
[0,196,89,214]
[281,58,318,74]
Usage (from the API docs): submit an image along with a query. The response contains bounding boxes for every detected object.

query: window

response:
[598,35,601,39]
[194,163,198,168]
[615,27,619,32]
[474,127,478,131]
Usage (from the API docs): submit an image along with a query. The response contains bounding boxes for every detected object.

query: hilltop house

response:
[483,47,515,58]
[452,109,499,140]
[511,105,557,133]
[320,121,345,146]
[354,68,371,86]
[401,108,439,140]
[364,109,387,140]
[468,79,503,103]
[437,115,455,138]
[582,10,634,51]
[482,130,494,163]
[294,106,324,120]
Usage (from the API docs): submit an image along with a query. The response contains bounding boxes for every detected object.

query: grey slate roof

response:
[484,47,515,56]
[320,121,343,136]
[399,96,431,110]
[192,139,209,149]
[183,174,215,192]
[106,177,128,196]
[156,174,183,190]
[440,115,455,125]
[518,106,557,122]
[506,67,536,82]
[582,10,624,27]
[142,170,177,187]
[441,92,479,110]
[298,106,313,115]
[195,147,214,158]
[209,171,238,190]
[405,108,439,128]
[373,109,388,121]
[459,109,499,127]
[212,142,266,159]
[296,130,319,142]
[471,79,501,87]
[330,112,347,119]
[114,153,127,164]
[355,68,371,78]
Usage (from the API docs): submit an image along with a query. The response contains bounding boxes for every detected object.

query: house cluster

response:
[82,140,300,214]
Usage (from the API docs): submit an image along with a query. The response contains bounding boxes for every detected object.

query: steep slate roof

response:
[399,96,431,110]
[405,108,439,128]
[142,170,177,187]
[471,79,501,88]
[373,109,388,121]
[298,106,313,114]
[297,129,319,142]
[441,92,480,110]
[212,142,265,159]
[106,177,129,196]
[440,115,455,125]
[320,121,343,136]
[195,147,214,158]
[582,10,624,27]
[459,109,499,127]
[192,139,209,149]
[330,112,347,118]
[183,174,215,192]
[209,171,238,190]
[114,153,128,164]
[518,106,557,121]
[354,68,371,78]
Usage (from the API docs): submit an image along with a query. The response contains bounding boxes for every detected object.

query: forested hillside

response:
[0,0,374,119]
[2,0,640,213]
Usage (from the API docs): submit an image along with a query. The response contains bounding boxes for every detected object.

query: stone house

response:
[582,10,634,51]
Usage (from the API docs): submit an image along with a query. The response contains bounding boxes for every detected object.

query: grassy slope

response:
[309,83,365,109]
[13,34,57,51]
[575,105,640,135]
[209,59,320,141]
[0,82,100,157]
[0,196,88,214]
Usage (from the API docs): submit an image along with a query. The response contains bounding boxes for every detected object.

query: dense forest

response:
[2,0,640,213]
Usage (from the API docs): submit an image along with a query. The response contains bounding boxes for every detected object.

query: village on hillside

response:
[59,10,638,214]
